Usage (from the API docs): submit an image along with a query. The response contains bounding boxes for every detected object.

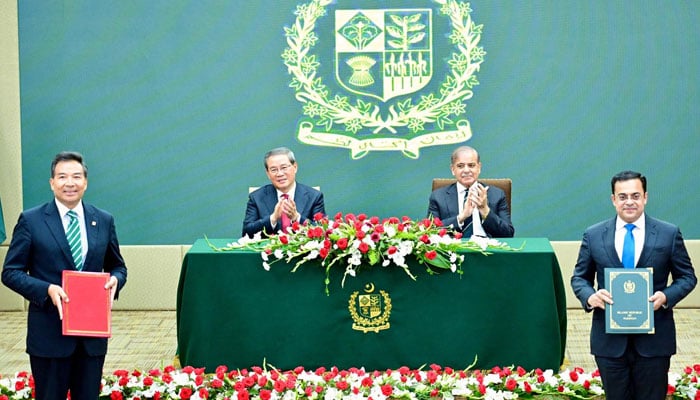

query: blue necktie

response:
[66,210,83,270]
[621,223,635,268]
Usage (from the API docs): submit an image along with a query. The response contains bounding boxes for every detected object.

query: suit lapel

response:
[43,202,74,267]
[294,185,309,215]
[637,215,657,268]
[602,218,622,267]
[263,185,278,214]
[446,183,459,217]
[84,203,98,269]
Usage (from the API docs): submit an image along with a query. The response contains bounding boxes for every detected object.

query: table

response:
[176,238,567,371]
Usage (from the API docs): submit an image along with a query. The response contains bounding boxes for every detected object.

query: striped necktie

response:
[66,210,83,270]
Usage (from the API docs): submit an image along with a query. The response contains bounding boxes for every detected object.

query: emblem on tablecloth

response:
[348,283,391,333]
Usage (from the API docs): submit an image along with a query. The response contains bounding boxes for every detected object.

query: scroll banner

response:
[297,120,473,160]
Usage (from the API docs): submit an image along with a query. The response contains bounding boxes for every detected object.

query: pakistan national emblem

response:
[348,283,391,333]
[282,0,486,159]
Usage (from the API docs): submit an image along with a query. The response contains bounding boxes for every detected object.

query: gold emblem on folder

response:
[348,283,391,333]
[623,280,636,294]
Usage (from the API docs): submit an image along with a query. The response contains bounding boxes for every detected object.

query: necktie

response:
[621,223,635,268]
[280,194,291,232]
[66,210,83,270]
[467,183,487,237]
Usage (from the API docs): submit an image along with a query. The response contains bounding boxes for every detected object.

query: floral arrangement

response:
[2,363,699,399]
[211,213,519,294]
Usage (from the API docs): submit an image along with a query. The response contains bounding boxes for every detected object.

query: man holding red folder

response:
[2,151,128,400]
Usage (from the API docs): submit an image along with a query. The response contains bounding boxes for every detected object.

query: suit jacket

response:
[1,201,127,358]
[570,215,696,358]
[427,182,514,238]
[242,183,325,237]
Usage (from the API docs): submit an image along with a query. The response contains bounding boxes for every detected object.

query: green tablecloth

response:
[176,237,567,371]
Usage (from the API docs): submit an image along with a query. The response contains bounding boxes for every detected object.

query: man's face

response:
[265,154,297,192]
[50,160,88,209]
[450,149,481,188]
[611,178,647,223]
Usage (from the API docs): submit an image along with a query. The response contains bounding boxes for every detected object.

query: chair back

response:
[431,178,512,215]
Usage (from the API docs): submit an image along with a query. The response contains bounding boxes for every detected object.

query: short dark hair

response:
[611,170,646,194]
[264,147,296,169]
[51,151,88,178]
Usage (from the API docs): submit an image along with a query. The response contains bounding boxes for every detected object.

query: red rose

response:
[273,380,286,393]
[505,378,517,391]
[425,250,437,260]
[319,247,329,258]
[454,232,463,239]
[361,376,373,387]
[388,246,397,255]
[336,381,348,390]
[15,381,25,391]
[358,213,367,221]
[110,391,123,400]
[179,388,193,400]
[356,230,366,240]
[182,366,195,374]
[237,389,249,400]
[314,212,324,221]
[358,242,369,253]
[430,389,439,397]
[427,370,438,384]
[569,370,579,382]
[524,381,532,393]
[337,238,349,250]
[381,384,393,396]
[211,379,223,388]
[667,385,675,395]
[198,388,209,399]
[143,376,154,386]
[370,216,379,224]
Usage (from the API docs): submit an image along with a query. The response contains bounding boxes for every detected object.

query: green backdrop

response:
[18,1,699,244]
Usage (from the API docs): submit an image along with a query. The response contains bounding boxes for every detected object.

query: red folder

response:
[62,270,112,337]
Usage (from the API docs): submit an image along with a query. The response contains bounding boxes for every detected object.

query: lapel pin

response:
[91,221,97,226]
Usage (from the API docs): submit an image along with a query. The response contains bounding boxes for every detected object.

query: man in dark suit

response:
[2,151,127,400]
[427,146,514,238]
[571,170,696,400]
[242,147,325,237]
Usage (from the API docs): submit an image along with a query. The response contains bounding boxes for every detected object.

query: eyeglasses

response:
[615,192,643,201]
[268,164,292,174]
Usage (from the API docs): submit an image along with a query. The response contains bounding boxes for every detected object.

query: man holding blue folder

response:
[571,170,696,400]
